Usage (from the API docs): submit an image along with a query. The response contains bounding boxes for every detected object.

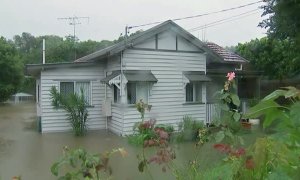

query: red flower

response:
[155,128,169,140]
[245,157,255,169]
[231,148,246,157]
[213,144,231,153]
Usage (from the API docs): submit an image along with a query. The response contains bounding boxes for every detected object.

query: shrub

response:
[50,86,88,136]
[177,116,205,142]
[51,146,127,179]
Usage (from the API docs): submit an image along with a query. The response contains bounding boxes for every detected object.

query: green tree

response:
[236,37,300,79]
[0,37,23,102]
[259,0,300,43]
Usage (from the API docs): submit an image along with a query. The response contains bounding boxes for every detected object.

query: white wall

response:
[121,48,207,135]
[40,64,106,132]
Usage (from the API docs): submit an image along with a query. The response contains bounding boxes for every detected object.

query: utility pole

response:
[58,16,89,60]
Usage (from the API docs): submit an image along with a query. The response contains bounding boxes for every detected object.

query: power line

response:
[128,0,263,29]
[189,8,261,32]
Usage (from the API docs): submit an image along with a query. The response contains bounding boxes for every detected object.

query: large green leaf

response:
[282,86,300,98]
[51,162,60,176]
[263,109,289,129]
[220,92,230,99]
[244,100,281,119]
[262,89,287,101]
[290,102,300,127]
[230,94,240,107]
[215,131,225,143]
[233,112,241,122]
[219,103,229,111]
[244,99,289,129]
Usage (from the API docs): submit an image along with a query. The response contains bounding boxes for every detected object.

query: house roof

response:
[26,62,95,76]
[205,42,248,63]
[26,20,249,76]
[183,71,211,82]
[74,20,223,63]
[101,70,157,84]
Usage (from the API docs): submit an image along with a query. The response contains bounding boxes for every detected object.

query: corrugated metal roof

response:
[206,42,248,63]
[183,71,211,82]
[125,70,157,82]
[101,70,157,83]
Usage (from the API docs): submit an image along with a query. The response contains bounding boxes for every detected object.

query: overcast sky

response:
[0,0,267,46]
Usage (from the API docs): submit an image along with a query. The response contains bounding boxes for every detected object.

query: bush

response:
[51,146,127,179]
[128,120,175,146]
[50,86,88,136]
[154,124,174,134]
[177,116,205,142]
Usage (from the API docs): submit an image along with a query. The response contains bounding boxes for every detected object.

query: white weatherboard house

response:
[26,20,260,135]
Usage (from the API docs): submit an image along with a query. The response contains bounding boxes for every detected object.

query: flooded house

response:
[26,20,260,135]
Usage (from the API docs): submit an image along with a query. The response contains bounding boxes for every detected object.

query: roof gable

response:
[75,20,221,62]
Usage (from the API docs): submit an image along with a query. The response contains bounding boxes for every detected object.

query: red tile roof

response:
[206,42,248,63]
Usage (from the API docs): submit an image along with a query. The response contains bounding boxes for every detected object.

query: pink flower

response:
[226,72,235,81]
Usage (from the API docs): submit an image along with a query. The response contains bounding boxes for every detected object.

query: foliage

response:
[236,0,300,80]
[50,86,89,136]
[155,124,174,135]
[177,116,205,142]
[128,119,157,146]
[207,86,300,179]
[212,72,243,145]
[238,138,298,179]
[51,146,127,179]
[19,76,35,94]
[244,86,300,146]
[0,37,23,102]
[236,37,300,79]
[135,99,152,121]
[128,100,176,174]
[259,0,300,44]
[12,33,114,65]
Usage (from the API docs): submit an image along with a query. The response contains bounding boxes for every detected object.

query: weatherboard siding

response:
[105,54,124,133]
[121,48,207,135]
[40,65,106,132]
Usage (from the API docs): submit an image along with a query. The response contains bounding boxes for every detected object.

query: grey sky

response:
[0,0,267,46]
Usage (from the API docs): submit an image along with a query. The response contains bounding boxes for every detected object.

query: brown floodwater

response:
[0,102,225,180]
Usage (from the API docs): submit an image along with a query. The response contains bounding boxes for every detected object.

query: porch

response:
[206,99,252,124]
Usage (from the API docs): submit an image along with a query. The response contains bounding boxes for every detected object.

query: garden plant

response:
[50,86,89,136]
[51,146,127,179]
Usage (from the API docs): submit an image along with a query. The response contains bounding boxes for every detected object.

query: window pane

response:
[195,83,202,102]
[60,82,74,97]
[186,83,193,102]
[136,82,148,104]
[114,85,120,103]
[127,82,136,104]
[75,82,91,104]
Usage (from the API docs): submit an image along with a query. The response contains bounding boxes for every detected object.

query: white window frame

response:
[185,82,203,103]
[59,81,92,105]
[113,84,121,104]
[127,82,149,104]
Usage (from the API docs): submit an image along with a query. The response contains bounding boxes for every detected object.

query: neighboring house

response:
[26,20,260,135]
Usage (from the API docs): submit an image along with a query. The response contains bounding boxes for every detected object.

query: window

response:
[60,81,91,105]
[60,82,74,97]
[127,82,136,104]
[185,82,202,102]
[113,85,120,103]
[75,82,91,105]
[127,82,149,104]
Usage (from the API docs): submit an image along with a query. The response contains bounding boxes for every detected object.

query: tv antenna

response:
[58,16,90,60]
